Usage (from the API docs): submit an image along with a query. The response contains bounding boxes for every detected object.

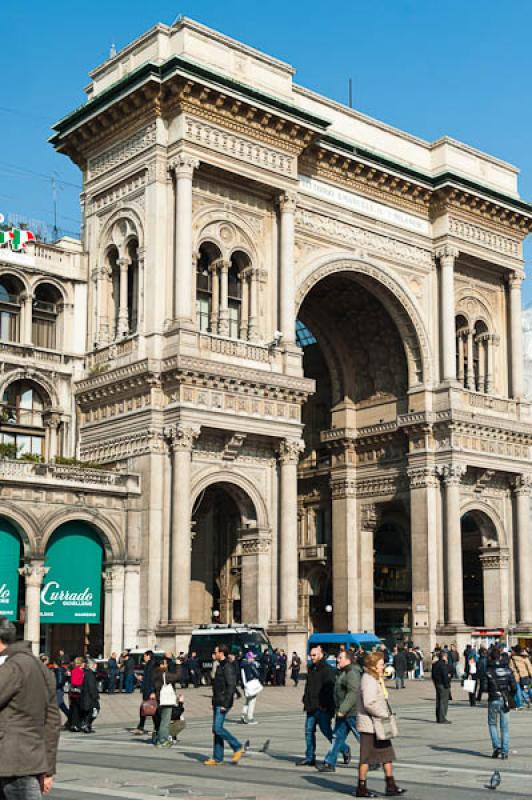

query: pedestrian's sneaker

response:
[155,740,172,748]
[343,746,352,765]
[492,749,501,759]
[500,753,508,760]
[231,748,245,764]
[317,762,335,772]
[204,758,224,766]
[133,729,144,736]
[247,719,258,725]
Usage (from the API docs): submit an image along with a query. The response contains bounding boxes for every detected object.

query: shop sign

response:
[41,522,102,624]
[0,521,20,620]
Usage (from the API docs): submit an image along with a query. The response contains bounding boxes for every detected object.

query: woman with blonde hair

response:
[355,651,406,797]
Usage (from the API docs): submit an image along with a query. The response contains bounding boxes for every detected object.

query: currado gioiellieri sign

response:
[41,522,103,624]
[0,520,20,620]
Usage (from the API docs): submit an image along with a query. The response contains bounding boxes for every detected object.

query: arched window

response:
[473,320,489,393]
[0,275,23,343]
[195,243,221,333]
[33,284,62,349]
[126,238,139,334]
[1,380,47,457]
[228,252,245,339]
[107,246,120,338]
[455,314,469,387]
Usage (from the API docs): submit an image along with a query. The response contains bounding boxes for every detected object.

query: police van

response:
[188,624,273,681]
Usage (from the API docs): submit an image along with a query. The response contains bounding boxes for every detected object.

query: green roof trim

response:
[50,54,330,145]
[320,134,532,216]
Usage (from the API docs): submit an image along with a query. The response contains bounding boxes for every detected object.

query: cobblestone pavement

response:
[50,680,532,799]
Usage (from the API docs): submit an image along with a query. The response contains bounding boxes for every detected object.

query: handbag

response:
[159,672,177,707]
[141,698,158,717]
[244,678,263,698]
[462,679,476,694]
[374,699,398,741]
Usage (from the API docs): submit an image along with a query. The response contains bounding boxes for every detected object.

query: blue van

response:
[307,633,382,667]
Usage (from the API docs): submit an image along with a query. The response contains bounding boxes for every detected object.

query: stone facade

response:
[43,16,532,655]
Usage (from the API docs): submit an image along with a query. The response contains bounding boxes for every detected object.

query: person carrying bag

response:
[355,652,405,798]
[152,657,179,748]
[240,651,263,725]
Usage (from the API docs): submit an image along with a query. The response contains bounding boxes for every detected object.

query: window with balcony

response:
[1,380,47,457]
[0,276,23,343]
[32,283,62,349]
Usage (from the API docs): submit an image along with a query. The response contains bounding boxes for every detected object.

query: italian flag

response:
[0,230,13,246]
[11,229,35,251]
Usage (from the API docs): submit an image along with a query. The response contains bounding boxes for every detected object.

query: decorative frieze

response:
[356,475,406,498]
[448,216,520,257]
[407,465,439,489]
[360,503,378,530]
[88,123,157,179]
[80,429,167,462]
[295,208,432,268]
[90,172,147,213]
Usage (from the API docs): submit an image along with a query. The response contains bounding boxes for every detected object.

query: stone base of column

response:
[268,622,308,659]
[155,621,193,654]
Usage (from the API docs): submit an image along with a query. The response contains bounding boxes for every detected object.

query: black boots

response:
[385,776,407,796]
[355,782,378,798]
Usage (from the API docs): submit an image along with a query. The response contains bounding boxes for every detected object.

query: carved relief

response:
[90,172,147,213]
[449,216,520,257]
[88,123,156,179]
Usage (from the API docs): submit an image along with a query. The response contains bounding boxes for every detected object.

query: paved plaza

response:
[50,681,532,799]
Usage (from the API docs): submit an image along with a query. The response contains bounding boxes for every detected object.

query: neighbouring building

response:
[3,16,532,657]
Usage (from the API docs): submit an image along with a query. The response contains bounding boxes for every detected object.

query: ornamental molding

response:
[448,216,520,258]
[19,563,49,587]
[356,475,407,498]
[168,152,200,178]
[407,464,440,489]
[164,423,201,452]
[240,535,272,555]
[295,208,433,268]
[437,463,467,486]
[330,477,357,498]
[360,503,378,530]
[184,115,296,178]
[512,473,532,496]
[478,548,510,570]
[88,123,157,180]
[80,428,167,462]
[90,171,147,214]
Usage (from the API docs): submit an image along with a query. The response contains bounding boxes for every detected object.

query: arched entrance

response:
[374,521,412,642]
[191,481,269,626]
[460,509,502,629]
[297,265,417,633]
[0,518,24,636]
[42,521,105,658]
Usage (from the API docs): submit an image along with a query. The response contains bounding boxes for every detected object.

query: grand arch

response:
[39,508,125,562]
[296,253,433,387]
[191,468,270,531]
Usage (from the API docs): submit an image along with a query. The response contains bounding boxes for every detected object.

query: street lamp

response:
[325,604,333,614]
[212,609,220,622]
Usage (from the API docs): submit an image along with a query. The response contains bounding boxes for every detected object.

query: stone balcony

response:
[87,335,140,372]
[0,459,141,494]
[298,543,328,563]
[0,340,80,370]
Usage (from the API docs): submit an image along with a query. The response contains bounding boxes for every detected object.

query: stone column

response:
[240,529,271,627]
[116,257,130,337]
[457,331,465,384]
[19,562,49,655]
[480,548,510,629]
[217,260,230,336]
[278,438,304,622]
[239,269,249,340]
[97,265,111,344]
[437,246,459,382]
[514,474,532,624]
[438,463,466,625]
[103,564,125,655]
[209,262,219,333]
[43,413,61,461]
[359,503,377,633]
[123,562,140,649]
[279,192,297,345]
[20,291,33,345]
[166,424,200,624]
[508,273,524,398]
[408,464,440,650]
[147,446,165,639]
[330,471,359,632]
[486,335,496,394]
[477,335,486,392]
[465,329,474,390]
[171,155,199,324]
[248,268,259,342]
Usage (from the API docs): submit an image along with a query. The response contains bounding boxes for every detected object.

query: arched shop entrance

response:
[0,518,25,635]
[41,522,105,657]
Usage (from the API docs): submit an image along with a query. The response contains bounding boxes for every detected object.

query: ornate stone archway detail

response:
[39,509,125,562]
[0,501,40,559]
[191,467,270,532]
[296,254,433,387]
[460,499,506,547]
[0,368,60,409]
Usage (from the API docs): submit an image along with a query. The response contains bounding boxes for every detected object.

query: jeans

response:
[0,776,41,800]
[157,706,172,744]
[324,715,359,766]
[435,685,450,722]
[212,706,242,762]
[488,699,509,755]
[395,673,405,689]
[305,709,334,761]
[514,683,524,708]
[107,670,117,693]
[124,673,135,693]
[56,688,70,722]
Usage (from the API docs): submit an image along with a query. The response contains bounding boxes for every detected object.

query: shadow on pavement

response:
[430,744,488,758]
[303,774,354,795]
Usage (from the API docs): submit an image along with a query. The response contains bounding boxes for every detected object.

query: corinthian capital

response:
[513,473,532,496]
[437,462,466,486]
[278,438,304,465]
[168,154,200,179]
[407,465,439,489]
[508,272,524,290]
[435,244,459,263]
[278,191,297,214]
[19,563,49,588]
[164,423,201,452]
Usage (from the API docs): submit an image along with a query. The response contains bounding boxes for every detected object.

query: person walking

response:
[291,652,301,686]
[68,656,85,732]
[152,656,180,748]
[317,648,361,772]
[476,647,488,703]
[118,651,127,692]
[51,658,70,728]
[0,617,60,799]
[124,650,136,694]
[297,644,346,767]
[240,651,262,725]
[355,651,406,797]
[484,647,517,759]
[107,652,118,693]
[464,654,478,707]
[133,650,155,735]
[80,660,100,734]
[509,646,532,709]
[204,644,245,766]
[393,647,407,690]
[431,652,451,724]
[406,648,416,681]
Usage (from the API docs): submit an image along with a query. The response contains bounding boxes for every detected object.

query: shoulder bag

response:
[373,699,399,741]
[159,672,177,707]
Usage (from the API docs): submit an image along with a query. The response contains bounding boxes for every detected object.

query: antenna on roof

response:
[348,78,353,109]
[109,42,117,59]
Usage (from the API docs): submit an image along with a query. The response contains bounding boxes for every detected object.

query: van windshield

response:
[190,630,271,661]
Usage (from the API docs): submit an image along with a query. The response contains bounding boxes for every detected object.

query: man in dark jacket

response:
[107,652,118,693]
[393,646,407,689]
[432,651,451,723]
[80,660,100,734]
[0,617,60,798]
[476,647,488,702]
[124,650,136,693]
[317,649,361,772]
[484,647,517,759]
[204,644,245,766]
[133,650,155,735]
[297,645,336,767]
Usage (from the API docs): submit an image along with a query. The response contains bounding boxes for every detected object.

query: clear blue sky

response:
[1,0,532,300]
